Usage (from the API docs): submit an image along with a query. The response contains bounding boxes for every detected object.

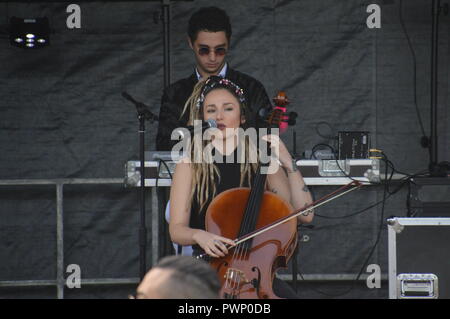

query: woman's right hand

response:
[193,230,236,258]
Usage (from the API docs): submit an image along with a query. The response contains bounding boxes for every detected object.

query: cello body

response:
[205,188,298,299]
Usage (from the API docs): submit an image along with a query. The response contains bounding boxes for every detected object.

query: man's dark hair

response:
[188,7,232,43]
[155,255,221,299]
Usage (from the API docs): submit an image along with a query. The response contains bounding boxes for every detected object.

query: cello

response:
[204,92,298,299]
[205,166,297,299]
[204,177,361,299]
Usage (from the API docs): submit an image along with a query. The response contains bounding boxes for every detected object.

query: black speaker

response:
[408,177,450,217]
[338,131,370,159]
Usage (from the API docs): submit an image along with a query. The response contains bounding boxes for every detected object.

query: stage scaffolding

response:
[0,177,389,299]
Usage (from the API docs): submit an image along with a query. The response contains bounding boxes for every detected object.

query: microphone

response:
[185,119,217,132]
[258,104,273,119]
[122,91,159,122]
[174,119,217,139]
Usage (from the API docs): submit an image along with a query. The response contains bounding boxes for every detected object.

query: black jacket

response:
[155,67,272,151]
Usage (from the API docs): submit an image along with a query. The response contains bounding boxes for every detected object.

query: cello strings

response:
[227,163,263,294]
[235,163,267,293]
[227,181,254,293]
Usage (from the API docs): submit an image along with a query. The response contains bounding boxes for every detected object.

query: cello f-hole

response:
[251,266,262,297]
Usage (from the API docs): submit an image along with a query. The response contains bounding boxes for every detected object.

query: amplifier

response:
[338,131,370,159]
[124,158,380,187]
[407,177,450,217]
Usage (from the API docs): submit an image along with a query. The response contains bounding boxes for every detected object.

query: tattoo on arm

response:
[302,185,310,193]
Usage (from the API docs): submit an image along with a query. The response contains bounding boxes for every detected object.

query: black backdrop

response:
[0,0,449,299]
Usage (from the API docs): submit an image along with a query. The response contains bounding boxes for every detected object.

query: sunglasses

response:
[198,47,227,56]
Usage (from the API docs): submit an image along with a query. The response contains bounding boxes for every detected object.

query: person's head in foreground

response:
[133,255,220,299]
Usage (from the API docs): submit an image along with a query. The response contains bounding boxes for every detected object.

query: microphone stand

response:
[138,110,147,281]
[122,92,158,280]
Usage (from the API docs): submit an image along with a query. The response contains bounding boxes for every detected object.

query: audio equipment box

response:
[124,154,380,187]
[388,217,450,299]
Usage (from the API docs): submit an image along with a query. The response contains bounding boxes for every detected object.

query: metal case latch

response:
[397,273,439,299]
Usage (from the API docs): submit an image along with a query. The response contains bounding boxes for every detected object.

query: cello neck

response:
[237,162,267,242]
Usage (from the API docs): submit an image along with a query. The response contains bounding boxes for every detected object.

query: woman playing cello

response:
[168,76,313,298]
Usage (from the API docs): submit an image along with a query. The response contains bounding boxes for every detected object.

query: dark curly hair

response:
[188,7,232,43]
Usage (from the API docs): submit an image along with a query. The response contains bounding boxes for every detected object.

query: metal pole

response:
[139,116,147,280]
[151,187,159,266]
[56,183,64,299]
[430,0,440,174]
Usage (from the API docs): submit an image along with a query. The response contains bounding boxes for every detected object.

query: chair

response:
[165,200,194,256]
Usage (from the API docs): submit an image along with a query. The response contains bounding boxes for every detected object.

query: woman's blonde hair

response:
[181,77,259,212]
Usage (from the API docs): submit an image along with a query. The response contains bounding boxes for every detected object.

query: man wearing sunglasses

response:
[156,6,272,151]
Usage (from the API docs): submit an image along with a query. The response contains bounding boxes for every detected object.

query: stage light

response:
[9,17,50,49]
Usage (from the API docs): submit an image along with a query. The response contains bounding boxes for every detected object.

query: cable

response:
[155,158,174,188]
[158,158,173,180]
[153,157,174,188]
[314,197,387,220]
[308,144,428,220]
[295,156,390,297]
[310,143,364,183]
[314,122,336,140]
[399,0,429,151]
[296,155,427,297]
[314,158,428,220]
[351,155,390,291]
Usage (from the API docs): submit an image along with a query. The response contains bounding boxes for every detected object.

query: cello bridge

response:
[224,268,249,285]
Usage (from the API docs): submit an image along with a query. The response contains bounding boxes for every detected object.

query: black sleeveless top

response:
[189,149,253,255]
